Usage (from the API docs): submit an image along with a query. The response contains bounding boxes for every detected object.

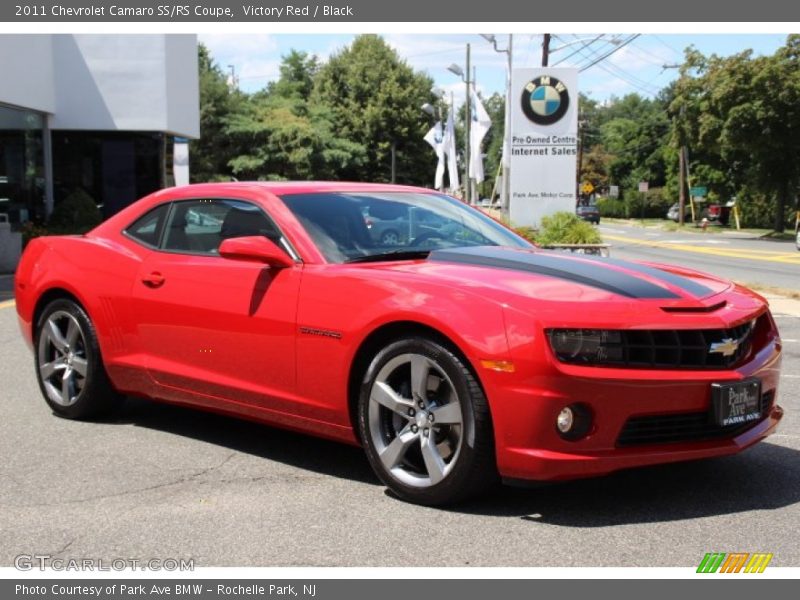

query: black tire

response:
[379,229,400,245]
[34,298,123,420]
[357,336,497,505]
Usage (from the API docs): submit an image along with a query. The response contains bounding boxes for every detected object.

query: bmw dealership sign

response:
[510,68,578,227]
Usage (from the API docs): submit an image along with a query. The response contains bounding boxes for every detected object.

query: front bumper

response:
[489,335,783,482]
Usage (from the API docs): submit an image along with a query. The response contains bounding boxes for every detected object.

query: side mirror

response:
[218,236,295,268]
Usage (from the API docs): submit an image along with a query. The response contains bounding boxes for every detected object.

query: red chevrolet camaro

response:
[15,182,783,505]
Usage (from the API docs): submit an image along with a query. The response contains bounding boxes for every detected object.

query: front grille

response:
[617,391,774,447]
[605,321,755,369]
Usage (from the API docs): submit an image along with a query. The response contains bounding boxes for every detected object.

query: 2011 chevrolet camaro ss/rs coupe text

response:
[15,182,783,505]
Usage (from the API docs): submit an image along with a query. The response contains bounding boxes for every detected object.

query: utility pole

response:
[227,64,238,90]
[465,43,472,204]
[542,34,551,67]
[480,33,513,214]
[576,116,585,205]
[664,63,690,225]
[504,35,512,213]
[391,141,396,184]
[678,146,686,226]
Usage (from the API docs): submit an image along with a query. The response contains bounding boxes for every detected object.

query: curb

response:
[762,293,800,318]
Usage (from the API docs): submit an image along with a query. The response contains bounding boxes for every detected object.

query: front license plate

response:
[711,379,762,427]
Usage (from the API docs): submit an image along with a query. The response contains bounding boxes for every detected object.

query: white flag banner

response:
[443,103,459,191]
[469,86,492,184]
[173,138,190,187]
[423,121,445,190]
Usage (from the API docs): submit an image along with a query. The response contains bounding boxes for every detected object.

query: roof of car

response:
[167,181,438,197]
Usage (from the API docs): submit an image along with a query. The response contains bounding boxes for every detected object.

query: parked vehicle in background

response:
[362,200,448,245]
[667,203,691,222]
[576,204,600,224]
[795,221,799,251]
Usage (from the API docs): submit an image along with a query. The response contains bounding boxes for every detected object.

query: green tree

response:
[312,35,437,184]
[266,49,319,102]
[225,51,365,181]
[673,36,800,231]
[190,44,245,182]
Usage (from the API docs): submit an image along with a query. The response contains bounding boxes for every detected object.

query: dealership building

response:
[0,34,199,269]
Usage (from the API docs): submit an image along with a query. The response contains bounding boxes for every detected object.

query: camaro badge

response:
[709,337,740,357]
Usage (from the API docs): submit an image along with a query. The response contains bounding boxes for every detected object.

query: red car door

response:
[130,198,303,416]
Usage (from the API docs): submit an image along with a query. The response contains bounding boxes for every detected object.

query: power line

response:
[550,34,605,67]
[579,34,641,72]
[594,59,662,96]
[569,37,662,96]
[562,35,621,70]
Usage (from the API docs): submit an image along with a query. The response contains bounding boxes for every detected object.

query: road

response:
[1,302,799,568]
[599,222,800,291]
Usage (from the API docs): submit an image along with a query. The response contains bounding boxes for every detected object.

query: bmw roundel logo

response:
[521,75,570,126]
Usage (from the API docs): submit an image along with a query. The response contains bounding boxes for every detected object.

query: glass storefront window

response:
[52,131,164,219]
[0,104,45,228]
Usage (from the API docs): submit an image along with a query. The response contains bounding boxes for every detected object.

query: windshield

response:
[279,191,531,263]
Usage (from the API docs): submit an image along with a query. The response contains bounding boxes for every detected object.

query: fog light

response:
[557,407,574,433]
[555,403,592,441]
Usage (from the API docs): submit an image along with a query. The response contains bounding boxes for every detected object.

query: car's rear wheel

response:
[35,299,122,420]
[358,337,497,505]
[380,230,400,245]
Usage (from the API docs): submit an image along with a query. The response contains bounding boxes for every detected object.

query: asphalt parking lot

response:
[1,303,798,568]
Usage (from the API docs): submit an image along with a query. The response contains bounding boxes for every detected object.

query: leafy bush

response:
[48,189,102,234]
[20,221,51,248]
[623,186,672,219]
[596,197,626,218]
[514,226,537,244]
[533,212,603,245]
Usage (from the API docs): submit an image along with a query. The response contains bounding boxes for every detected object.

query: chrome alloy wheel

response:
[37,310,89,407]
[368,353,464,488]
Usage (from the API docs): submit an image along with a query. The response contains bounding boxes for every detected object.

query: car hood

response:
[356,246,766,325]
[429,246,725,301]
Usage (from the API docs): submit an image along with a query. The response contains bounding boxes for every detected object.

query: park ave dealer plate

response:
[711,379,762,427]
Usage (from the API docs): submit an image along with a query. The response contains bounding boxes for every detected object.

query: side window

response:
[124,203,170,248]
[162,199,285,256]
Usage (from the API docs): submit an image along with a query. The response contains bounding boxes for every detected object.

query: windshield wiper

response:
[345,249,431,264]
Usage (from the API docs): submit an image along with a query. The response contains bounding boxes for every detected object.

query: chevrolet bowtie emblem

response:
[709,337,740,357]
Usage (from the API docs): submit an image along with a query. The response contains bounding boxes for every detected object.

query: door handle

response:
[141,272,165,288]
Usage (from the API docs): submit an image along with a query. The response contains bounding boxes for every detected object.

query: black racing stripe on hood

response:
[428,247,681,299]
[599,257,714,298]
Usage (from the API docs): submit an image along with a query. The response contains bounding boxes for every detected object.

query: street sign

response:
[581,181,594,195]
[690,186,707,197]
[638,181,649,193]
[609,185,619,198]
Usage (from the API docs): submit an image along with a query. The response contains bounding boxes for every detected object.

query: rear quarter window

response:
[124,203,170,248]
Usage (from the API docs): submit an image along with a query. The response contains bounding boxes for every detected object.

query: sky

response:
[198,33,790,106]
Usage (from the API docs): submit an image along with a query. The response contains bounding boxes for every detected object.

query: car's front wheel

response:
[358,337,497,505]
[35,298,122,420]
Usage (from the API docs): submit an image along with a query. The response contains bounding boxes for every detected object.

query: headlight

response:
[547,329,623,364]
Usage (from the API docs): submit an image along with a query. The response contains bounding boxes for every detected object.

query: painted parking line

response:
[603,233,800,265]
[0,300,16,310]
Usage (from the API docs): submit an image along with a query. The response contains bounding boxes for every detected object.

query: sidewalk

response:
[0,274,13,303]
[762,293,800,318]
